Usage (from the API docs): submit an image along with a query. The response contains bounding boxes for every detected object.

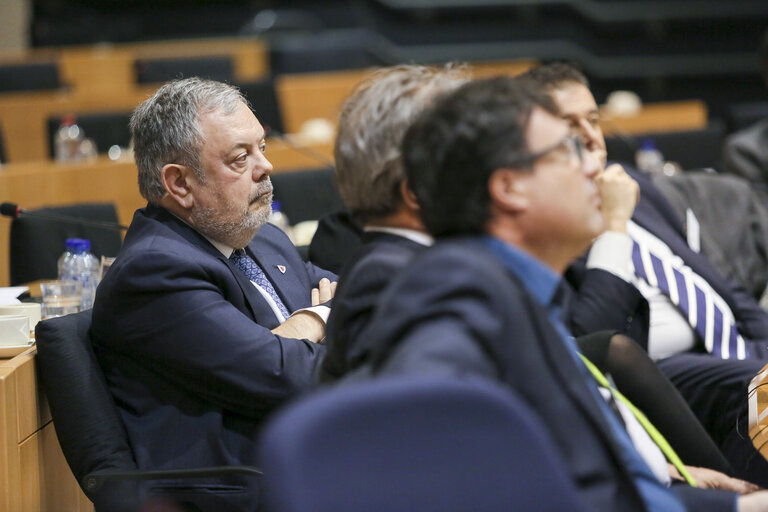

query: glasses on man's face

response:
[515,135,584,168]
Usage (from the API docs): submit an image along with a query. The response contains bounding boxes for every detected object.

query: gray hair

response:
[334,64,469,223]
[131,77,249,203]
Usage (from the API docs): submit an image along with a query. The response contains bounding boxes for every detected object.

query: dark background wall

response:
[28,0,768,117]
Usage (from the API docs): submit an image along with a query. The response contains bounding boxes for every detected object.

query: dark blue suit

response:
[566,167,768,484]
[355,236,741,511]
[319,232,426,382]
[359,237,736,510]
[91,203,335,511]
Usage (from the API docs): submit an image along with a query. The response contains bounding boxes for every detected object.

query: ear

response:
[400,179,420,212]
[488,168,529,213]
[161,164,196,209]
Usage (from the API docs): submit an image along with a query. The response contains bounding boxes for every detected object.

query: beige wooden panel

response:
[59,48,136,99]
[0,37,267,96]
[0,364,21,511]
[125,37,268,83]
[471,59,538,78]
[19,430,40,511]
[600,100,708,136]
[38,423,92,512]
[12,351,41,442]
[0,89,152,162]
[276,69,374,134]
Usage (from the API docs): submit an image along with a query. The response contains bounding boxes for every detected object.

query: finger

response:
[330,281,338,298]
[318,278,332,303]
[311,287,320,306]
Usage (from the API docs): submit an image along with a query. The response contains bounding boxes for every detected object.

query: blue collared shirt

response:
[482,235,686,512]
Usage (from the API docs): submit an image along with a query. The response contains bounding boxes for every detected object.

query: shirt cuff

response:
[586,231,634,282]
[293,305,330,325]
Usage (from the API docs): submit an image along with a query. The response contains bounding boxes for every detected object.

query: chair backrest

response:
[237,78,285,135]
[271,167,344,225]
[134,55,234,84]
[606,122,726,171]
[9,202,123,285]
[259,376,587,512]
[35,310,139,511]
[47,112,132,158]
[0,62,60,93]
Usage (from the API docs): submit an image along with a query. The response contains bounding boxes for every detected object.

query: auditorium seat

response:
[35,310,262,512]
[726,101,768,133]
[271,167,344,224]
[605,122,726,171]
[9,203,123,285]
[259,376,587,512]
[46,112,132,158]
[237,78,285,135]
[134,55,234,84]
[0,61,61,93]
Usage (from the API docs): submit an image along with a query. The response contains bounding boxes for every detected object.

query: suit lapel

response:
[145,205,281,322]
[248,248,306,313]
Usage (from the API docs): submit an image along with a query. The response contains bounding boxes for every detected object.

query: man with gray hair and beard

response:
[91,77,336,511]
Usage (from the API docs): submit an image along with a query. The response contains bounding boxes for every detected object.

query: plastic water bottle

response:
[54,115,85,162]
[634,139,664,176]
[57,238,101,310]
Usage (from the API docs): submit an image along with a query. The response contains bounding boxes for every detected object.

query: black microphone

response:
[0,202,128,231]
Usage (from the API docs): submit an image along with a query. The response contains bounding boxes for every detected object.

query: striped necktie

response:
[631,239,749,359]
[230,249,291,319]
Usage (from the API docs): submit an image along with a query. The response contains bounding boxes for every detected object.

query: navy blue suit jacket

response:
[319,232,426,382]
[358,237,736,511]
[357,237,649,511]
[567,168,768,358]
[91,203,335,510]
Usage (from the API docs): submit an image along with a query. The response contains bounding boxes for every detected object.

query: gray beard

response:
[191,192,273,249]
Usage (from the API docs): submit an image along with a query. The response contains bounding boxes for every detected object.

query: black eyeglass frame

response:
[509,135,584,169]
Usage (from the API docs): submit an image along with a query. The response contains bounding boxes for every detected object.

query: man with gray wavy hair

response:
[92,77,336,511]
[318,64,468,382]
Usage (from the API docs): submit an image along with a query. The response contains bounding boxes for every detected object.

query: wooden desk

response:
[0,37,268,163]
[275,59,538,135]
[0,140,333,287]
[600,100,708,136]
[0,347,91,511]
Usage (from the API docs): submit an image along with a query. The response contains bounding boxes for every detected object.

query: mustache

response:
[250,180,273,204]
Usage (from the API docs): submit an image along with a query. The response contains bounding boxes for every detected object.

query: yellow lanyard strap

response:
[579,353,697,487]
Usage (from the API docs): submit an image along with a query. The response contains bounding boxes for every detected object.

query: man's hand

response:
[738,491,768,512]
[271,278,337,343]
[271,311,326,343]
[311,277,337,306]
[596,164,639,234]
[670,464,761,494]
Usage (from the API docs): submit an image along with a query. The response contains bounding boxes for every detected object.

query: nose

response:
[581,148,601,179]
[578,119,601,150]
[253,151,273,181]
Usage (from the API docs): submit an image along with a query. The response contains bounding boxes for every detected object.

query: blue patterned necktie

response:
[631,240,749,359]
[230,249,291,319]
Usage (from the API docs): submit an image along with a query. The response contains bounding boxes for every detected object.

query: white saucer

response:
[0,340,34,359]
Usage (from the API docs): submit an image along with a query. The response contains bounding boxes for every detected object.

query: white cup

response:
[0,315,30,346]
[0,303,42,334]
